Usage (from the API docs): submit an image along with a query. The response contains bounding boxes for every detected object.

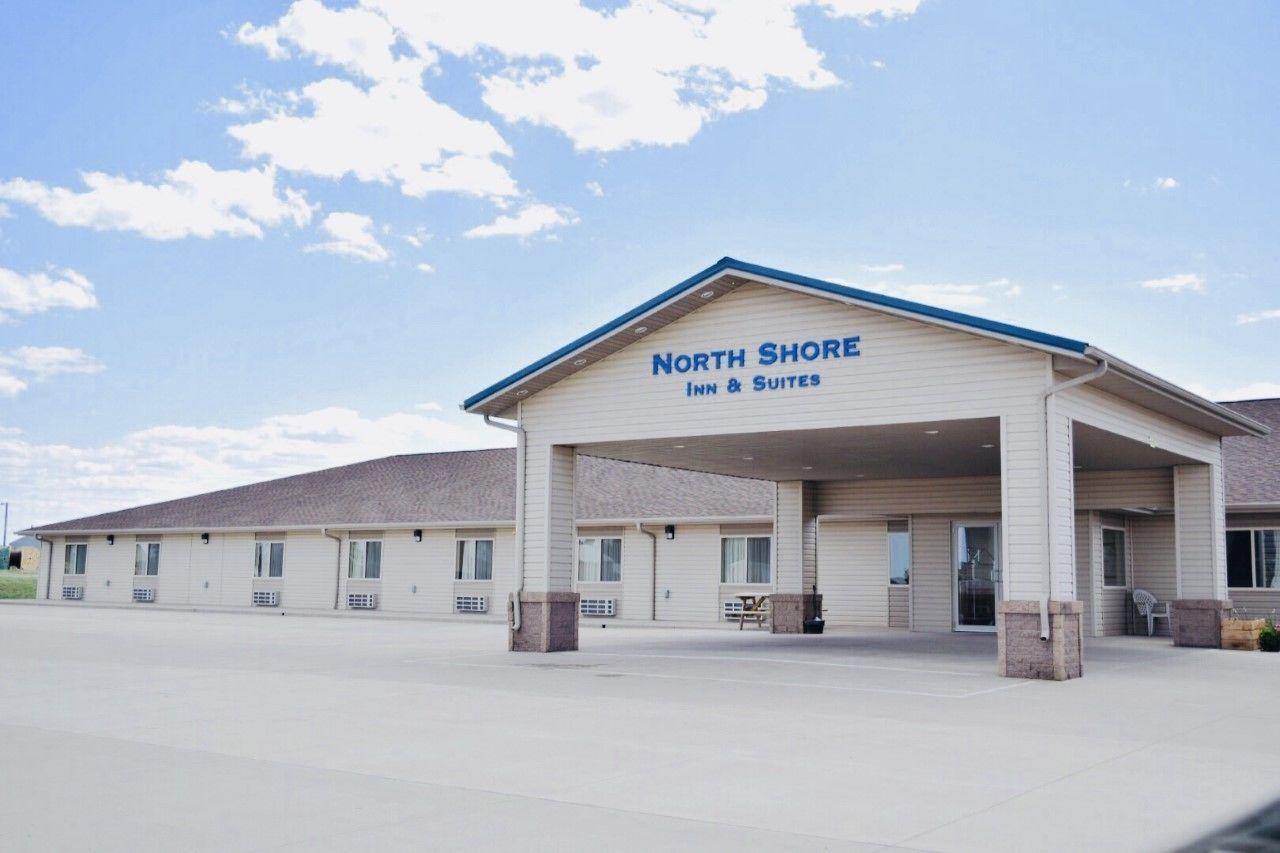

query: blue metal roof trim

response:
[463,257,1090,411]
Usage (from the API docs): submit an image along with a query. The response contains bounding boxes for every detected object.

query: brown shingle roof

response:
[26,450,774,533]
[1221,399,1280,507]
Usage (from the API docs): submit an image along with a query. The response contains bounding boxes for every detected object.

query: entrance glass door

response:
[954,523,1001,632]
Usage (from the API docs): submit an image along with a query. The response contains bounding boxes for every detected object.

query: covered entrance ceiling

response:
[577,418,1002,482]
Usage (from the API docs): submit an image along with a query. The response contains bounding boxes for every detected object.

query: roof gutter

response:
[1085,347,1270,437]
[484,413,525,632]
[1041,357,1110,640]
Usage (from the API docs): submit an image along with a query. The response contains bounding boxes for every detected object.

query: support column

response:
[771,481,820,633]
[509,442,579,652]
[1171,462,1231,647]
[997,403,1084,680]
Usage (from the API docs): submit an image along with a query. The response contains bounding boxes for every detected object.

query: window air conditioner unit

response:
[347,592,378,610]
[722,600,745,619]
[580,597,616,617]
[455,595,488,613]
[62,586,83,600]
[252,590,279,607]
[133,588,155,603]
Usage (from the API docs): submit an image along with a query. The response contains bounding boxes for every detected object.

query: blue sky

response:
[2,0,1278,530]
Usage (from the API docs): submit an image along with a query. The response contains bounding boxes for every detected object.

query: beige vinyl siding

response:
[1057,382,1221,465]
[82,535,133,604]
[40,537,62,599]
[1131,515,1176,635]
[157,535,191,604]
[518,282,1051,595]
[188,533,222,606]
[910,517,953,632]
[654,523,721,621]
[282,531,340,610]
[620,528,656,621]
[1074,512,1095,634]
[1175,465,1219,599]
[818,521,889,626]
[1075,469,1174,511]
[379,529,431,613]
[816,477,1001,516]
[775,481,815,594]
[888,585,910,628]
[217,534,254,607]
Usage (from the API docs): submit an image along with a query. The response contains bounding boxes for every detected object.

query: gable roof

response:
[463,256,1090,416]
[20,449,774,535]
[461,257,1266,439]
[1221,398,1280,508]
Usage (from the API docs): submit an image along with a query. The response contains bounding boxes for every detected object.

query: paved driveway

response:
[1,604,1277,851]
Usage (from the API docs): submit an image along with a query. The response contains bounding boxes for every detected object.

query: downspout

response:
[1040,358,1109,639]
[484,412,525,631]
[36,534,50,600]
[636,523,658,621]
[323,527,343,609]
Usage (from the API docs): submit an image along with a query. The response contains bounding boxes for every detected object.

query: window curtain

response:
[746,537,771,584]
[721,537,746,583]
[1259,531,1279,588]
[135,543,160,576]
[348,541,364,578]
[578,538,600,582]
[269,542,284,577]
[365,541,381,579]
[474,540,493,580]
[600,538,622,582]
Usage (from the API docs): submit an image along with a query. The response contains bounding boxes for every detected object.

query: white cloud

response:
[0,346,103,397]
[1141,272,1203,292]
[0,161,313,240]
[1153,176,1179,190]
[464,203,579,239]
[862,262,903,273]
[305,211,389,262]
[2,403,512,527]
[0,266,98,321]
[1237,308,1280,325]
[239,1,920,155]
[228,77,519,201]
[402,226,432,248]
[1187,381,1280,402]
[235,0,426,83]
[869,59,886,69]
[585,181,604,197]
[415,262,435,274]
[0,201,10,218]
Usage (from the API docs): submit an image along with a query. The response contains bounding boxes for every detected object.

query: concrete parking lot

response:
[1,604,1277,852]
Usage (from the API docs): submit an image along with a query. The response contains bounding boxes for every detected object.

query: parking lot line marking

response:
[429,660,993,699]
[570,651,986,678]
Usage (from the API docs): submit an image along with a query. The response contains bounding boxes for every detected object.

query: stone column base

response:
[508,592,579,652]
[996,600,1083,680]
[1170,599,1232,648]
[770,593,822,634]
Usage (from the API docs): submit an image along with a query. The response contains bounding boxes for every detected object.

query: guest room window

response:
[348,539,382,579]
[577,537,622,582]
[255,541,284,578]
[456,539,494,580]
[134,542,160,576]
[64,543,87,575]
[721,536,771,584]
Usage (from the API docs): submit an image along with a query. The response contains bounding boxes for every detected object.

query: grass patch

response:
[0,574,36,599]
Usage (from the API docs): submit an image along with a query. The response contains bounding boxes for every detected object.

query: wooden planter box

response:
[1222,618,1266,651]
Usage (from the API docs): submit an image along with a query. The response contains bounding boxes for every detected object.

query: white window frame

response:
[133,541,160,577]
[348,539,382,579]
[64,543,87,576]
[1101,525,1128,589]
[719,535,772,585]
[1227,528,1280,590]
[255,540,285,578]
[456,538,494,581]
[887,530,910,586]
[577,536,623,583]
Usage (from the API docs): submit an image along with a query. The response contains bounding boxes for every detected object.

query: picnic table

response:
[732,593,770,630]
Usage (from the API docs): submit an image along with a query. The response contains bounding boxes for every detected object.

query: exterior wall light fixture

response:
[664,525,676,540]
[201,532,210,544]
[413,529,423,542]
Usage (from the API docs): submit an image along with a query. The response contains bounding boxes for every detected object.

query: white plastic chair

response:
[1132,589,1171,636]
